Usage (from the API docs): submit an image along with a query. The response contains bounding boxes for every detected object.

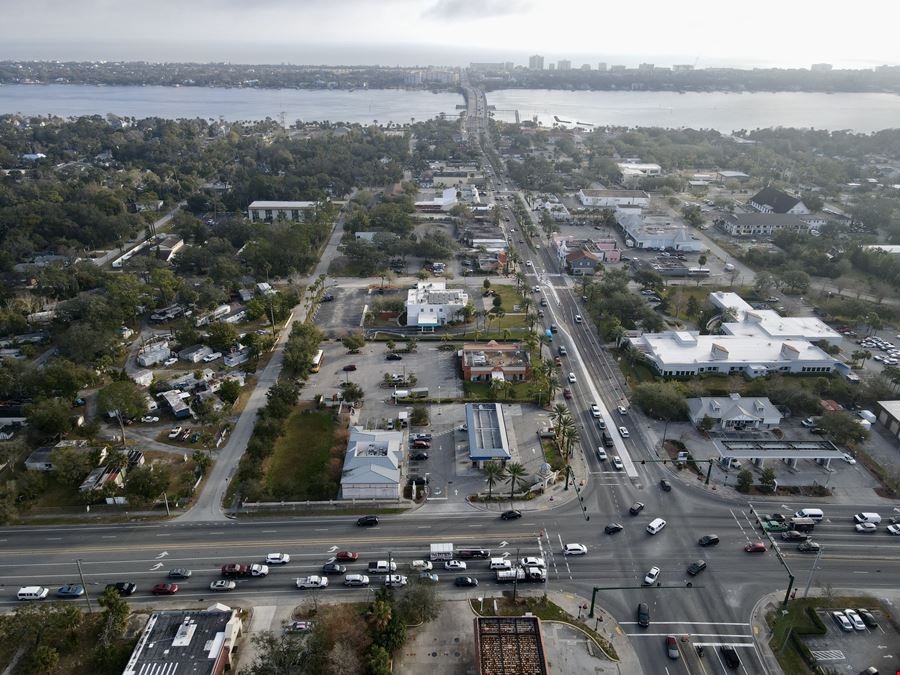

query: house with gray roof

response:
[340,427,403,499]
[687,394,782,432]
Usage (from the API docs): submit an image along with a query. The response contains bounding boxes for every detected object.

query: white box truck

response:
[429,543,454,562]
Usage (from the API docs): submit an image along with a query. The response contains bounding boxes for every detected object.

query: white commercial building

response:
[617,162,662,187]
[630,330,837,378]
[710,292,843,346]
[617,209,703,252]
[414,188,459,212]
[687,394,782,431]
[340,427,403,500]
[406,281,468,329]
[578,189,650,208]
[247,201,318,223]
[717,213,811,237]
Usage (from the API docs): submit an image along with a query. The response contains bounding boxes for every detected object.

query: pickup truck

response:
[221,563,269,577]
[496,567,546,583]
[296,575,329,589]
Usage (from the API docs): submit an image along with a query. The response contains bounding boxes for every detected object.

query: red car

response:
[152,583,179,595]
[563,388,573,400]
[335,551,359,562]
[744,542,767,553]
[412,440,431,449]
[554,357,562,366]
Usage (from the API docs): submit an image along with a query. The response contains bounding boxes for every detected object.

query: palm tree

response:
[483,461,506,499]
[505,462,529,500]
[523,332,539,353]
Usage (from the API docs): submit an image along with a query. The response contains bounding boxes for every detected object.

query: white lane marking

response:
[619,621,750,626]
[626,633,753,638]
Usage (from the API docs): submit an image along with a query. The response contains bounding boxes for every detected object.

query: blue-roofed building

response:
[465,403,511,468]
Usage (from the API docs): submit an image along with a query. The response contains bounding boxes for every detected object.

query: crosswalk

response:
[810,649,845,661]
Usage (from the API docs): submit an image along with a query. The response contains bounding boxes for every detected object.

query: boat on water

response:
[553,115,572,124]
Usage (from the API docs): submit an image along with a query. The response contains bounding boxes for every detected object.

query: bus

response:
[310,349,324,373]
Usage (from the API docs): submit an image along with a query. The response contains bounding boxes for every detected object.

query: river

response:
[485,89,900,133]
[1,84,899,132]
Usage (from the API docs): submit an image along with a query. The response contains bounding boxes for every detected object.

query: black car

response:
[321,562,346,575]
[457,549,490,559]
[687,560,707,576]
[386,353,403,361]
[501,510,522,520]
[810,427,828,435]
[106,582,137,596]
[857,609,878,628]
[637,602,650,627]
[410,452,429,461]
[659,479,672,492]
[719,645,741,669]
[408,476,429,487]
[356,515,379,527]
[605,523,624,535]
[454,576,478,587]
[629,502,645,516]
[781,530,809,542]
[321,294,334,302]
[167,568,192,579]
[798,541,821,553]
[768,513,787,523]
[698,534,719,547]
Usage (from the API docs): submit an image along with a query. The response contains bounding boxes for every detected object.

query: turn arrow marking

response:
[498,541,509,548]
[328,546,338,553]
[155,551,169,559]
[150,563,164,571]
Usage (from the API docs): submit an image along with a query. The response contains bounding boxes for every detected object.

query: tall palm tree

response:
[523,332,539,353]
[483,461,506,499]
[560,421,580,463]
[505,462,529,500]
[544,372,559,406]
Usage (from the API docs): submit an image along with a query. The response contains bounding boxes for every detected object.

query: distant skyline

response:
[1,0,898,70]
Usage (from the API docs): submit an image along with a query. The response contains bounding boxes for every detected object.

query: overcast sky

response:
[1,0,897,68]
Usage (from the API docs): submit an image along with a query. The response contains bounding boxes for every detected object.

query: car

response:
[605,523,624,535]
[343,574,370,587]
[296,576,328,589]
[841,452,857,465]
[762,520,790,533]
[637,602,650,627]
[413,433,433,441]
[686,560,707,576]
[832,611,853,632]
[141,416,160,423]
[321,561,346,575]
[558,346,568,356]
[612,456,624,470]
[444,560,467,570]
[168,568,192,579]
[596,447,607,461]
[163,357,178,367]
[168,427,183,439]
[562,388,573,399]
[568,372,576,383]
[342,364,357,371]
[408,475,429,487]
[411,440,431,449]
[386,353,403,361]
[643,566,660,585]
[202,352,222,363]
[855,523,877,533]
[798,541,821,553]
[574,314,583,323]
[56,584,85,598]
[801,417,816,428]
[660,479,672,492]
[335,551,359,562]
[698,534,720,547]
[887,524,900,535]
[106,582,136,596]
[628,501,645,516]
[525,260,533,267]
[810,427,828,435]
[617,405,628,415]
[501,510,522,520]
[410,452,429,461]
[744,542,767,553]
[284,620,314,633]
[590,404,601,418]
[781,530,808,542]
[596,418,606,430]
[532,285,541,293]
[520,557,546,568]
[563,543,587,556]
[209,580,236,591]
[152,583,179,595]
[454,576,478,587]
[844,609,866,631]
[618,426,629,438]
[384,574,408,588]
[409,560,433,571]
[266,553,291,565]
[357,515,379,527]
[419,572,440,584]
[665,635,679,659]
[719,645,741,669]
[768,513,787,523]
[857,609,878,628]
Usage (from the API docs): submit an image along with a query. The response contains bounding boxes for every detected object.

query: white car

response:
[526,260,533,267]
[265,553,290,565]
[840,452,857,465]
[209,580,236,592]
[643,566,660,585]
[141,416,159,423]
[617,405,628,415]
[618,426,630,438]
[568,372,576,383]
[844,609,866,631]
[520,557,546,568]
[203,352,222,363]
[249,564,269,577]
[563,543,587,556]
[296,575,328,589]
[343,574,369,587]
[596,447,607,461]
[167,427,183,439]
[832,611,853,632]
[409,560,433,571]
[612,456,624,470]
[384,574,408,588]
[532,285,541,293]
[590,404,601,418]
[855,523,877,533]
[444,560,467,570]
[163,357,178,367]
[574,314,583,323]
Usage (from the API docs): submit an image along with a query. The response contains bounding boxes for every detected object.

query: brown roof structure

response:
[473,616,549,675]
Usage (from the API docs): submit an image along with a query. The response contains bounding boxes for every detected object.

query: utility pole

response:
[513,546,520,601]
[802,545,824,598]
[75,559,93,614]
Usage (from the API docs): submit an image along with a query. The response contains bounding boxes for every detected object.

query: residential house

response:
[565,250,603,275]
[179,345,213,363]
[687,394,782,431]
[137,342,171,367]
[748,186,825,229]
[25,440,106,472]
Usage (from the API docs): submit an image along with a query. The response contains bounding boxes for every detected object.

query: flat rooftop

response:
[878,400,900,420]
[248,200,317,208]
[715,438,845,460]
[474,616,548,675]
[637,332,834,365]
[123,609,236,675]
[462,343,530,369]
[465,403,511,461]
[581,189,649,198]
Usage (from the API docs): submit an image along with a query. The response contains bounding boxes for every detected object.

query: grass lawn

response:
[265,409,339,501]
[481,284,524,311]
[463,381,533,401]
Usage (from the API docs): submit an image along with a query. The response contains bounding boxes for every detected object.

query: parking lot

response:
[311,285,369,337]
[804,607,899,674]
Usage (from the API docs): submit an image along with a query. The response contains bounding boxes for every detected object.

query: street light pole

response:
[75,558,93,614]
[802,545,824,598]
